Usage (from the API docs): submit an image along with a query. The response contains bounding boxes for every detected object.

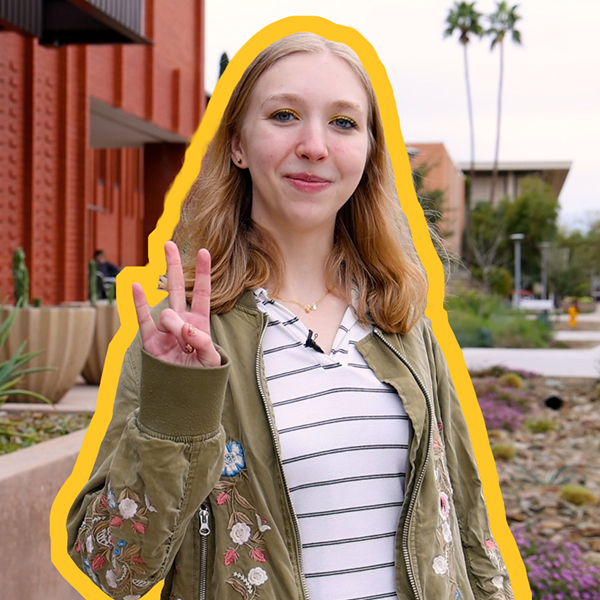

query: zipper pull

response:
[199,505,210,536]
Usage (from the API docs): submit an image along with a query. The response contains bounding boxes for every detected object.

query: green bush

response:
[446,289,553,348]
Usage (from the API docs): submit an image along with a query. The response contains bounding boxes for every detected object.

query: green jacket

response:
[67,291,514,600]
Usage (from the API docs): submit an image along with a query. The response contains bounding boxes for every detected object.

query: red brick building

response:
[0,0,205,304]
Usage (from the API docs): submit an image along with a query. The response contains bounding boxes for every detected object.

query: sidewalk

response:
[462,305,600,378]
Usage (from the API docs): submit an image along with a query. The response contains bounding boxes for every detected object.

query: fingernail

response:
[184,343,194,354]
[188,324,197,337]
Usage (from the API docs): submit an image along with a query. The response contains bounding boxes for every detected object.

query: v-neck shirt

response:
[254,288,408,600]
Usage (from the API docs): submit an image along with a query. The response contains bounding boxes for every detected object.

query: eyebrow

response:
[262,93,366,116]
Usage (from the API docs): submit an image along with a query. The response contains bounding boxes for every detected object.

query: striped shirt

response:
[254,289,409,600]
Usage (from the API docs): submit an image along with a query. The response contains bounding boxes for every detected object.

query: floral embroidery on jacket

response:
[75,487,154,599]
[431,423,461,599]
[485,539,515,600]
[215,441,271,598]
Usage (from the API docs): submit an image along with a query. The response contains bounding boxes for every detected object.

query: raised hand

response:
[132,241,221,367]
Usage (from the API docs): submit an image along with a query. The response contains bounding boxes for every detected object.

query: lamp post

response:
[539,241,550,300]
[510,233,525,308]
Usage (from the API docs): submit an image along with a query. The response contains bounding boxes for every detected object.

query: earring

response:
[237,158,242,164]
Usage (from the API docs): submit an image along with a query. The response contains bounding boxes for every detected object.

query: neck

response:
[264,224,336,302]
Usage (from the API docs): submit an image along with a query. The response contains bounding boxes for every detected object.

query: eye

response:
[270,109,300,123]
[330,116,357,130]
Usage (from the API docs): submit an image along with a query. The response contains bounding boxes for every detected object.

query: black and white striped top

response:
[254,289,409,600]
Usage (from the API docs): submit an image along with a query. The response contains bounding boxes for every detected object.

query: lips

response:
[284,172,332,193]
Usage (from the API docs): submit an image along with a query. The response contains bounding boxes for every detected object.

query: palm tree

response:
[444,1,483,265]
[486,1,522,204]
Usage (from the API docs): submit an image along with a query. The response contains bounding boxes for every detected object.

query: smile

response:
[284,173,332,193]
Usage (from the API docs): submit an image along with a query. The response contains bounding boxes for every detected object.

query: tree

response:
[444,2,484,264]
[486,1,522,204]
[469,177,558,290]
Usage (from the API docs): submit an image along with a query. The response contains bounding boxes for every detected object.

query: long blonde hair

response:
[172,32,427,334]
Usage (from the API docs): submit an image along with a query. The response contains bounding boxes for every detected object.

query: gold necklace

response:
[272,289,331,313]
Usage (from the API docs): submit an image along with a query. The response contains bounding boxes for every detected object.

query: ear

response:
[231,134,247,168]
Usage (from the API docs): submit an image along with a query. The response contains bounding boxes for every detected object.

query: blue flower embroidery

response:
[455,591,461,599]
[222,440,246,477]
[117,539,127,548]
[107,489,118,509]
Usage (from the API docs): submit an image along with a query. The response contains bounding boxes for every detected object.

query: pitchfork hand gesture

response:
[132,241,221,368]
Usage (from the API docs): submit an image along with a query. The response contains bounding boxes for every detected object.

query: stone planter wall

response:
[0,306,96,403]
[0,430,86,600]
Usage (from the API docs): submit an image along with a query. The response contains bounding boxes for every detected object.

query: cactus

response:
[88,260,98,305]
[12,247,29,306]
[107,283,116,305]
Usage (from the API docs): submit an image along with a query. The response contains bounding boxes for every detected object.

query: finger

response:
[165,241,187,314]
[182,322,221,367]
[157,308,188,351]
[190,248,212,335]
[132,283,157,347]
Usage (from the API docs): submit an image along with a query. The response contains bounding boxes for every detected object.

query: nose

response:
[295,121,328,162]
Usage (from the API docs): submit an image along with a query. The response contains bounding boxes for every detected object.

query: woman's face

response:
[232,51,370,237]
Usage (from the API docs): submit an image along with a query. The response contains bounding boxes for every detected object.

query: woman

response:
[68,32,515,600]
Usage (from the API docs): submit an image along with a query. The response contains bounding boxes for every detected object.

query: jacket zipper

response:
[373,329,435,600]
[255,313,311,600]
[198,503,211,600]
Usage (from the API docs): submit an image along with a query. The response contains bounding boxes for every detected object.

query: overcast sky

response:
[204,0,599,229]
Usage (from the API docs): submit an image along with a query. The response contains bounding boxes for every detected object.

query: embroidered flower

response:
[224,548,239,566]
[85,535,94,554]
[247,567,268,586]
[216,492,230,505]
[492,575,504,589]
[433,555,449,575]
[485,539,497,550]
[117,539,127,548]
[110,516,123,527]
[441,521,453,544]
[250,548,267,563]
[230,522,252,545]
[255,513,271,533]
[132,555,145,564]
[439,491,450,520]
[132,522,146,535]
[100,495,109,509]
[222,441,246,477]
[119,498,138,519]
[91,555,106,570]
[106,570,118,588]
[455,591,461,599]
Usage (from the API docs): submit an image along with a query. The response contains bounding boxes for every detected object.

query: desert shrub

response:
[491,443,516,460]
[559,485,598,506]
[513,527,600,600]
[526,419,558,434]
[498,372,524,389]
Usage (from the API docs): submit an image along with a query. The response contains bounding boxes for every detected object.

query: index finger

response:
[190,248,212,335]
[132,282,157,347]
[165,241,188,313]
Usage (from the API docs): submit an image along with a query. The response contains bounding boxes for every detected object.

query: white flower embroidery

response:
[441,521,453,543]
[105,570,117,589]
[230,522,252,545]
[439,491,450,520]
[255,513,271,533]
[119,498,138,519]
[433,555,449,575]
[492,575,504,589]
[85,535,94,553]
[247,567,269,586]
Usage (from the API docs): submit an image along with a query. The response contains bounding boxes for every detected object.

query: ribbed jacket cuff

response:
[138,348,229,437]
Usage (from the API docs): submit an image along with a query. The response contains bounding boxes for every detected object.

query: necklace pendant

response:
[309,304,317,311]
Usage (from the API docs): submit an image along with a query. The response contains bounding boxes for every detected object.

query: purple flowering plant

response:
[473,377,534,431]
[513,527,600,600]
